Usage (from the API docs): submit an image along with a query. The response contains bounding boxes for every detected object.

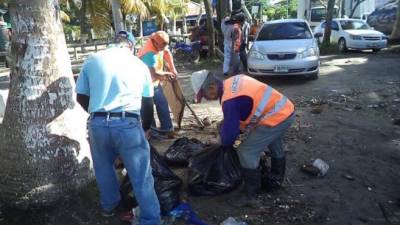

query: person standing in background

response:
[240,17,250,72]
[221,14,234,77]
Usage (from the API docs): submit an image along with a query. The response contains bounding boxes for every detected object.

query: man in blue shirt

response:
[75,31,160,225]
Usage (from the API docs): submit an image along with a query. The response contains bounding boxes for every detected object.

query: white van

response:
[309,6,340,27]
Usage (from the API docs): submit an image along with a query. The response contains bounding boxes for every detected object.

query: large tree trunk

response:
[0,0,92,209]
[322,0,336,45]
[204,0,215,57]
[391,0,400,40]
[111,0,124,33]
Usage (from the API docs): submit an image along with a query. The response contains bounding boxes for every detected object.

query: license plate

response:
[367,42,380,47]
[201,45,209,50]
[274,65,289,73]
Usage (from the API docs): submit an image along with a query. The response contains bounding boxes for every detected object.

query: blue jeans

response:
[153,85,173,131]
[88,115,160,225]
[237,113,295,169]
[223,45,231,74]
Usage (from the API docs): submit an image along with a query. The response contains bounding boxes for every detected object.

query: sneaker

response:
[150,126,174,133]
[150,130,175,140]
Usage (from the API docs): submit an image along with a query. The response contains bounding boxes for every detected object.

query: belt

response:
[92,112,139,119]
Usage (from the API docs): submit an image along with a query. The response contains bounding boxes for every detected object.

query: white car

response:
[247,19,320,80]
[314,18,387,52]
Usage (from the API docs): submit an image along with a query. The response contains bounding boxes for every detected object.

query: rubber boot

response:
[238,168,261,208]
[265,157,286,191]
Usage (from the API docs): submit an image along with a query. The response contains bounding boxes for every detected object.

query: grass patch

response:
[319,43,341,55]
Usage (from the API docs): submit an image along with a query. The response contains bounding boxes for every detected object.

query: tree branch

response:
[350,0,367,18]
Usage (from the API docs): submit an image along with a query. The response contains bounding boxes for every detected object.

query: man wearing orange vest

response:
[137,31,178,135]
[220,74,295,206]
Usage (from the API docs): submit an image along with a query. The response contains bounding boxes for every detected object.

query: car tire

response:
[307,72,319,80]
[338,38,348,52]
[372,48,380,53]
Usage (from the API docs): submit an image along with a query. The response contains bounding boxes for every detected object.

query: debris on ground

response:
[300,159,329,177]
[342,174,355,181]
[310,106,323,114]
[220,217,247,225]
[165,137,207,166]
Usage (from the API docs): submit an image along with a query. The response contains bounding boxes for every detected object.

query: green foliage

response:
[262,0,297,20]
[60,0,80,25]
[63,24,80,35]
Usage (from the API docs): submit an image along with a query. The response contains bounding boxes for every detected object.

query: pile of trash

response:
[119,138,244,224]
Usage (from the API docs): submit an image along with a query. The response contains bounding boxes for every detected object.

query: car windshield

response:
[257,22,313,41]
[340,20,370,30]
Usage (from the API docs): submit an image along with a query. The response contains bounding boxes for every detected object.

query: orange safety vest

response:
[221,75,294,128]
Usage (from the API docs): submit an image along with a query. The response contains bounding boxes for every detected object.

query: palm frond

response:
[60,10,71,22]
[87,0,112,34]
[121,0,150,18]
[166,0,189,18]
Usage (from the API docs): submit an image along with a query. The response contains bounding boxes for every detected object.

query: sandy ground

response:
[1,49,400,225]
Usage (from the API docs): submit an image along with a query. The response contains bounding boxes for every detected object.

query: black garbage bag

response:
[188,145,242,196]
[120,145,182,214]
[165,137,207,166]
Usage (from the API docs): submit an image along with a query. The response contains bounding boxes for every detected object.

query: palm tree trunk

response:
[183,17,188,34]
[138,16,143,37]
[0,0,93,208]
[203,0,215,57]
[391,0,400,40]
[322,0,336,45]
[196,6,203,26]
[80,0,87,52]
[111,0,124,33]
[172,16,177,34]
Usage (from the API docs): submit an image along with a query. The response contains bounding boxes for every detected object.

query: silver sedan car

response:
[248,19,320,80]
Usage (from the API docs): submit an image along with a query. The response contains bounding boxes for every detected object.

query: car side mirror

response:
[332,27,339,31]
